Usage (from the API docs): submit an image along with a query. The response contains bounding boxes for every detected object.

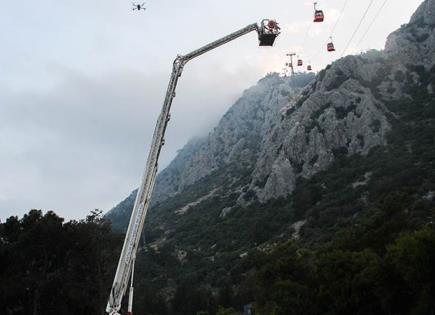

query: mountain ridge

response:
[106,73,315,230]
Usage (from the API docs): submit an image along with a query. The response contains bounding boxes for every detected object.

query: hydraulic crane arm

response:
[181,23,258,64]
[106,20,280,315]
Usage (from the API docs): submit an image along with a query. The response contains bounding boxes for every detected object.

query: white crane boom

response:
[106,20,280,315]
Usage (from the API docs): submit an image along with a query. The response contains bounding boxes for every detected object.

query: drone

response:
[132,2,146,11]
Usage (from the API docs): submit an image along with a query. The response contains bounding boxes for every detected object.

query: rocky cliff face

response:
[386,0,435,68]
[150,73,314,205]
[106,73,314,223]
[245,58,392,203]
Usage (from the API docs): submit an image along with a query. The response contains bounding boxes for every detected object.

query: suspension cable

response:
[355,0,389,48]
[341,0,376,57]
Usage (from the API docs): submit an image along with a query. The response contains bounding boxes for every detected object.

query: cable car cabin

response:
[307,65,312,71]
[297,59,303,66]
[327,42,336,52]
[259,19,280,46]
[314,10,324,22]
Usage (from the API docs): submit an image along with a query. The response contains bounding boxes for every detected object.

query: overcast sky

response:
[0,0,423,220]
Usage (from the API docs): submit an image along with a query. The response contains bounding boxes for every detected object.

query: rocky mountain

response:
[152,73,315,205]
[106,73,315,230]
[105,0,435,313]
[245,56,391,203]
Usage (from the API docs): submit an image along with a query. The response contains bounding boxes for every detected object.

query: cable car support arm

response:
[106,20,279,315]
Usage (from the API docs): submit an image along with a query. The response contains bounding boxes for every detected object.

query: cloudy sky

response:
[0,0,423,220]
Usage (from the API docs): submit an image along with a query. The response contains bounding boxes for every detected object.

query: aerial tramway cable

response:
[355,0,390,48]
[340,0,376,57]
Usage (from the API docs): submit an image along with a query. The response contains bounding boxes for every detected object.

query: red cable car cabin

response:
[327,42,335,52]
[313,2,324,22]
[314,10,324,22]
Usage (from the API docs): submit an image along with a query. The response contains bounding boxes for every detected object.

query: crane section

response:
[106,19,280,315]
